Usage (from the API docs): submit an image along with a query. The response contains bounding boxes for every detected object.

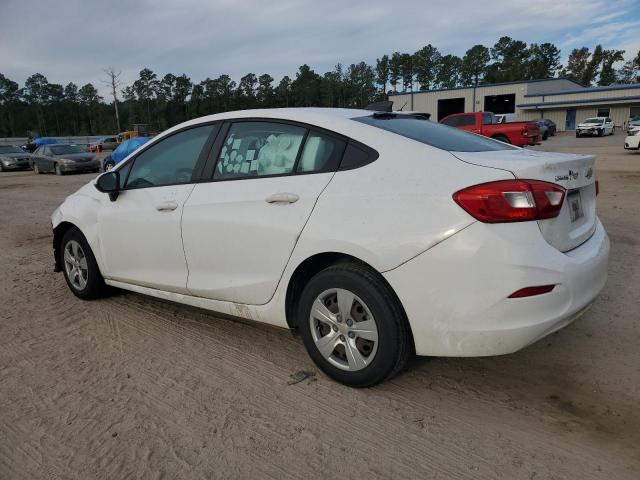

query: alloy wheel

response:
[63,240,88,290]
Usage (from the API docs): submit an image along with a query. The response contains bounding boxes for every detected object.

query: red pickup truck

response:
[440,112,540,147]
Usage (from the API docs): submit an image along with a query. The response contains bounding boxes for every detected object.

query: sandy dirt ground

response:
[1,134,639,479]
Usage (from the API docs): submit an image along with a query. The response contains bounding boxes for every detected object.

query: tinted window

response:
[441,116,459,127]
[458,115,475,126]
[482,113,496,125]
[214,122,305,179]
[296,132,345,173]
[339,143,378,170]
[51,145,85,155]
[354,115,515,152]
[125,125,214,189]
[0,145,24,153]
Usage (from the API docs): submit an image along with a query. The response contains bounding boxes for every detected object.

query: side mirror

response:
[95,171,120,201]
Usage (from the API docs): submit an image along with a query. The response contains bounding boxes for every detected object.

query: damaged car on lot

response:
[0,145,33,172]
[576,117,615,137]
[32,144,100,175]
[50,108,610,387]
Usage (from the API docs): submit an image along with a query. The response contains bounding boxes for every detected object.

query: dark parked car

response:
[540,119,557,136]
[0,145,33,171]
[32,144,100,175]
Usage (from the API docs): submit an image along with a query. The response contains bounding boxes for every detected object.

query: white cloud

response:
[0,0,638,97]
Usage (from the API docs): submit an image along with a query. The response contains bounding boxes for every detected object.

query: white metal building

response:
[388,78,640,131]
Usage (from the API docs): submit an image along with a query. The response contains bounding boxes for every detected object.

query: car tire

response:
[0,163,4,172]
[598,129,604,137]
[60,227,106,300]
[542,132,549,141]
[493,135,510,144]
[33,164,41,174]
[576,132,580,138]
[297,261,413,387]
[55,164,64,175]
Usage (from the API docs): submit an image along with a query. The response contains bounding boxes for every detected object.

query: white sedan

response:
[576,117,615,137]
[625,128,640,150]
[51,108,610,387]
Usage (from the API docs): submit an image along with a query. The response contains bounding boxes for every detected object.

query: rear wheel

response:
[60,227,106,300]
[493,135,510,144]
[297,262,413,387]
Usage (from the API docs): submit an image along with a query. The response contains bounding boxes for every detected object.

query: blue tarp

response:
[34,137,58,146]
[111,137,151,165]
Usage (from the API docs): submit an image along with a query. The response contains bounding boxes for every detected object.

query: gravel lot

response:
[1,134,639,479]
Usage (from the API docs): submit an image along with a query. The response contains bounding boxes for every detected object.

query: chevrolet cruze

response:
[51,108,609,387]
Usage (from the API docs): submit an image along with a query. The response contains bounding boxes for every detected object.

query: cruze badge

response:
[555,170,579,181]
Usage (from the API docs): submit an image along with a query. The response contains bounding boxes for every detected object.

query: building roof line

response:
[387,77,585,96]
[524,83,640,97]
[517,95,640,109]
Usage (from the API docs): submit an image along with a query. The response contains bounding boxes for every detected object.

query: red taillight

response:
[508,285,556,298]
[453,179,565,223]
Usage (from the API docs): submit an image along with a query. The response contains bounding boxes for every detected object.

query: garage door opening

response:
[437,98,465,121]
[484,94,515,114]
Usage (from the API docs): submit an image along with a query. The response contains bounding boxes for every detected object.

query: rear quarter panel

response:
[290,127,515,273]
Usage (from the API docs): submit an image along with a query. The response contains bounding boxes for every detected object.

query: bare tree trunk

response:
[103,68,122,132]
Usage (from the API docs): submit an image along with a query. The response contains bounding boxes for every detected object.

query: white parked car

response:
[51,108,610,387]
[624,128,640,150]
[576,117,615,137]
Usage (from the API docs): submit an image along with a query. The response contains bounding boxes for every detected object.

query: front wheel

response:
[55,164,64,175]
[60,227,106,300]
[297,262,413,387]
[34,164,41,174]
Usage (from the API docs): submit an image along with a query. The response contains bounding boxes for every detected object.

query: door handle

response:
[156,200,178,211]
[265,193,299,204]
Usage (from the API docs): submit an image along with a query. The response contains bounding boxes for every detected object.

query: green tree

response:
[257,74,275,106]
[78,83,102,134]
[526,43,561,79]
[486,36,529,82]
[0,73,21,136]
[460,45,490,86]
[598,49,625,86]
[375,55,389,93]
[291,65,321,106]
[400,53,414,92]
[435,54,462,89]
[275,76,292,107]
[413,44,440,90]
[389,52,402,92]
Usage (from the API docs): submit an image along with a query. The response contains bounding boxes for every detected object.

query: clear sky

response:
[1,0,639,96]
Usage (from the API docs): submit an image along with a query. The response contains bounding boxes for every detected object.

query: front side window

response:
[0,145,24,154]
[482,113,496,125]
[214,122,305,179]
[355,115,515,152]
[125,125,214,189]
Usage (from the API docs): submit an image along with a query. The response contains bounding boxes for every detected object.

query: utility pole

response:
[102,68,122,133]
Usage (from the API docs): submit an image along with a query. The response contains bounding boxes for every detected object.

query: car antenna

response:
[399,100,408,111]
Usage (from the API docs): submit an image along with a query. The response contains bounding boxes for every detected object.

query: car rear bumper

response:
[383,219,609,357]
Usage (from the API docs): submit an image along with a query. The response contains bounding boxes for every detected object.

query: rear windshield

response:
[0,145,24,153]
[50,145,85,155]
[354,115,515,152]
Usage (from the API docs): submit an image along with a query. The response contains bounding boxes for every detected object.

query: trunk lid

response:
[451,148,597,252]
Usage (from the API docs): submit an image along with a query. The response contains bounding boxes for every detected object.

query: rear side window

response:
[296,132,345,173]
[354,115,515,152]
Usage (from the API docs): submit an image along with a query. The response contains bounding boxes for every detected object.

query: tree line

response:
[1,36,639,138]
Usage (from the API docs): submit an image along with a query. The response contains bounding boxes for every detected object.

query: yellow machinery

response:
[117,124,158,143]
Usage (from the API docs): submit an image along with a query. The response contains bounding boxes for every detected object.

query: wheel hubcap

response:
[63,240,88,290]
[309,288,379,372]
